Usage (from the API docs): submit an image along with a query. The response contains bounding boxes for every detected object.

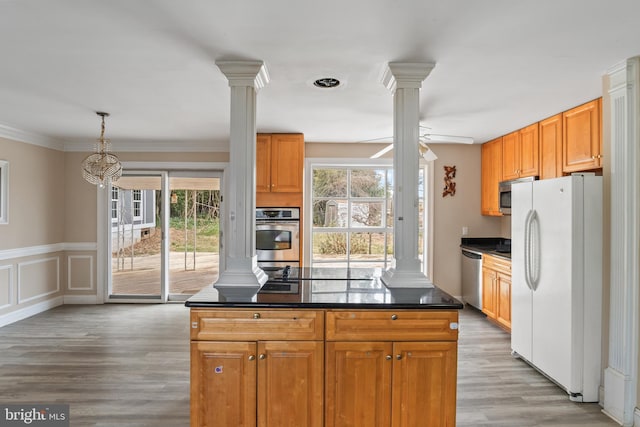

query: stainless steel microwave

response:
[498,176,537,215]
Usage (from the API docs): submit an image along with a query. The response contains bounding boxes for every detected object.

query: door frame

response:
[97,162,228,304]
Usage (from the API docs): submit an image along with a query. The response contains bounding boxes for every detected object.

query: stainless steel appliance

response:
[256,207,300,269]
[499,176,537,215]
[461,248,482,310]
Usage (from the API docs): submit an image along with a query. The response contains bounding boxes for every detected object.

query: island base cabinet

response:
[326,341,457,427]
[191,341,256,427]
[191,340,324,427]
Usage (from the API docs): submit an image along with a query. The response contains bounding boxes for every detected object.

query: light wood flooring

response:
[0,303,617,426]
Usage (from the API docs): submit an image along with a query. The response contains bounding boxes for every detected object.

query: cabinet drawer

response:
[325,310,458,341]
[191,309,324,341]
[483,254,511,274]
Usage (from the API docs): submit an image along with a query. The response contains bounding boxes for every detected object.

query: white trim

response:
[67,255,94,290]
[63,295,100,305]
[0,296,63,328]
[17,257,60,304]
[0,160,8,224]
[0,265,13,310]
[121,161,229,170]
[64,139,230,153]
[0,242,96,261]
[0,123,64,151]
[634,407,640,426]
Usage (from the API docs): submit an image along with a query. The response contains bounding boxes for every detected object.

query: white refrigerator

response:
[511,174,602,402]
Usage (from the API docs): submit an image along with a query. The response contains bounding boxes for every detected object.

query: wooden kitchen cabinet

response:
[539,113,563,180]
[481,137,503,216]
[190,309,324,427]
[481,254,512,331]
[256,133,304,193]
[502,123,539,181]
[325,310,458,427]
[562,99,602,173]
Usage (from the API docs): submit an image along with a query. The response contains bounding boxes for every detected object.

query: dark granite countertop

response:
[460,237,512,260]
[185,267,463,310]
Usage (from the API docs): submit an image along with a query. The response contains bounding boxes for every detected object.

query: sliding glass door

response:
[107,171,221,302]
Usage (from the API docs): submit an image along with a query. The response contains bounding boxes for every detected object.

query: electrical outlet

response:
[462,226,468,236]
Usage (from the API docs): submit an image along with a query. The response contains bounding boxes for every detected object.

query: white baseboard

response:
[634,407,640,427]
[0,296,64,328]
[63,295,100,305]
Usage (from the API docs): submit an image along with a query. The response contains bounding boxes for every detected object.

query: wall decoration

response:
[442,165,456,197]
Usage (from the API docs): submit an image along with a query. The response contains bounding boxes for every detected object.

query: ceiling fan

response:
[365,126,474,160]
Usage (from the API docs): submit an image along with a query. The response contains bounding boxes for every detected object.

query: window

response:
[133,190,142,219]
[111,186,119,222]
[310,164,428,272]
[0,160,8,224]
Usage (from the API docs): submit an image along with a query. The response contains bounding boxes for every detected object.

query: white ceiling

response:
[1,0,639,149]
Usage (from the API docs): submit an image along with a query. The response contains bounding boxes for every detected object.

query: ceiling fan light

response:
[419,142,438,161]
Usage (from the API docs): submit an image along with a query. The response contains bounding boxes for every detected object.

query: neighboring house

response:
[110,187,156,251]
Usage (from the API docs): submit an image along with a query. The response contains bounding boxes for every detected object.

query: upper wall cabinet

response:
[539,114,563,180]
[256,133,305,193]
[481,137,503,216]
[562,99,602,173]
[501,123,539,181]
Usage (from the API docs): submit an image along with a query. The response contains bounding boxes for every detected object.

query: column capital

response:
[216,60,270,90]
[381,62,435,92]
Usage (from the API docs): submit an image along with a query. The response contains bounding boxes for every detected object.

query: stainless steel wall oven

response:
[256,207,300,269]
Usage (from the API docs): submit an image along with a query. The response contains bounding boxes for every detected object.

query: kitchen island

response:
[186,268,463,427]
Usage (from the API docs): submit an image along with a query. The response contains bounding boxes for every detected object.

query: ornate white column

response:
[603,57,639,426]
[214,61,269,300]
[380,62,435,289]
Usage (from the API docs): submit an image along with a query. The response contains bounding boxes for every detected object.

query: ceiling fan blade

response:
[370,143,394,158]
[357,135,394,143]
[422,134,474,144]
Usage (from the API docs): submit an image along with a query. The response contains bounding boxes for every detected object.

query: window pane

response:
[313,199,347,227]
[350,169,385,197]
[350,232,386,259]
[351,202,383,227]
[313,169,347,197]
[312,232,348,262]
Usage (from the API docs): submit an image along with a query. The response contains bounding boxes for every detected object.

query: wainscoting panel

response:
[17,257,60,304]
[0,265,12,309]
[68,255,93,291]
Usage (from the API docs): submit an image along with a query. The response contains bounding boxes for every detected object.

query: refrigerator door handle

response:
[529,210,541,290]
[524,209,535,291]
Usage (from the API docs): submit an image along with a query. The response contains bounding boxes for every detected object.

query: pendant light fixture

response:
[81,112,122,188]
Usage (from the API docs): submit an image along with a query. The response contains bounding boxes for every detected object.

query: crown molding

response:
[0,123,65,151]
[64,139,230,153]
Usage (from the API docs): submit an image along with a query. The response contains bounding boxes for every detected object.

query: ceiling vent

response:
[313,77,341,88]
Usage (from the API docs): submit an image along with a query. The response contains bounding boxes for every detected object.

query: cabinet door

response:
[481,267,496,320]
[325,341,392,427]
[496,272,511,331]
[258,341,324,427]
[481,137,503,216]
[391,342,457,427]
[256,134,272,193]
[271,134,304,192]
[191,341,257,427]
[501,131,520,180]
[539,114,563,180]
[562,99,601,173]
[519,123,539,178]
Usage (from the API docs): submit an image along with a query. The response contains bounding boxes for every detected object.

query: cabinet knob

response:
[396,354,402,360]
[248,355,256,361]
[253,313,261,319]
[385,355,392,360]
[391,314,398,320]
[591,156,596,160]
[259,354,266,360]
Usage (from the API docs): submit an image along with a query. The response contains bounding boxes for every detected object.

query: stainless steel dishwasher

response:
[461,248,483,310]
